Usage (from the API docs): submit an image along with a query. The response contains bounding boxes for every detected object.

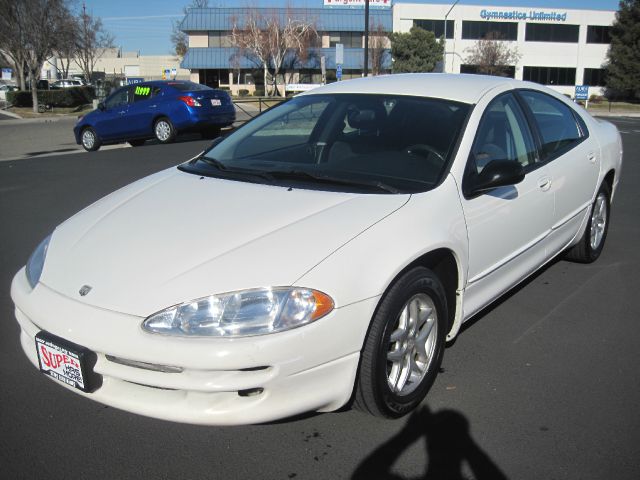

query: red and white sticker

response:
[36,337,85,390]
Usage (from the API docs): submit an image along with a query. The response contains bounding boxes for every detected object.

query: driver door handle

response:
[537,176,552,191]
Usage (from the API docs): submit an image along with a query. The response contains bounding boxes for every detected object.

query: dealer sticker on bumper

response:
[35,332,95,392]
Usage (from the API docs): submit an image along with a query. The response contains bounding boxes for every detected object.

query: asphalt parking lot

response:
[0,116,639,480]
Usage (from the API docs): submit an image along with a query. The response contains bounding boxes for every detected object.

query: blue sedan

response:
[74,81,236,151]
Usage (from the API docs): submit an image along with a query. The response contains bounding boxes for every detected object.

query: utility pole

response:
[364,0,369,77]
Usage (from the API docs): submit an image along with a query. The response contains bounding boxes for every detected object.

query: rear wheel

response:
[566,182,611,263]
[154,118,176,144]
[355,267,447,418]
[81,127,101,152]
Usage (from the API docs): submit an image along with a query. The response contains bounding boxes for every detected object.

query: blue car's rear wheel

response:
[154,118,176,144]
[81,127,101,152]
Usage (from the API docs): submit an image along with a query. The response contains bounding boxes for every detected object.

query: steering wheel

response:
[404,144,445,164]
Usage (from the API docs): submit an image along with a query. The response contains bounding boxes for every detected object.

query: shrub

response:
[6,86,95,107]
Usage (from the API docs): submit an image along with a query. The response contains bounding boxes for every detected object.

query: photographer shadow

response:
[352,406,508,480]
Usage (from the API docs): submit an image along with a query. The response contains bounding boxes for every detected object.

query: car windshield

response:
[181,93,470,193]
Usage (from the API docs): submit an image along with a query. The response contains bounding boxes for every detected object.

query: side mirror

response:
[97,102,105,111]
[469,160,525,196]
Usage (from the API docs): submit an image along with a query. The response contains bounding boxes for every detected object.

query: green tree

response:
[389,26,443,73]
[606,0,640,100]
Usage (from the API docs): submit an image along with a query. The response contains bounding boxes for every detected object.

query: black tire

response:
[128,139,146,147]
[201,126,221,140]
[80,127,101,152]
[153,117,176,144]
[355,266,447,418]
[566,182,611,263]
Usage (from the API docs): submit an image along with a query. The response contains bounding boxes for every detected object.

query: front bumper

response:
[11,269,378,425]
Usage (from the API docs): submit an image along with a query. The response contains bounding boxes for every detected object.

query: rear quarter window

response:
[519,90,586,159]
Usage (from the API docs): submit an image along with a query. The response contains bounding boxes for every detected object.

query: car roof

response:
[302,73,530,105]
[138,80,195,88]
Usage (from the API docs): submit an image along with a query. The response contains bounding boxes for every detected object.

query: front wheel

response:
[154,118,176,144]
[80,127,101,152]
[566,182,611,263]
[355,267,447,418]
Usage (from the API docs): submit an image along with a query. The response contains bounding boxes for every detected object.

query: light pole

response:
[443,0,460,73]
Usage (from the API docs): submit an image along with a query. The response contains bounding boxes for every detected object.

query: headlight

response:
[26,234,52,289]
[142,287,334,337]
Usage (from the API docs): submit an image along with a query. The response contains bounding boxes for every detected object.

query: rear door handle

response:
[537,176,552,191]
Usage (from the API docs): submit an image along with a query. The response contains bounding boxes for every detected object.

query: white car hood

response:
[41,168,409,316]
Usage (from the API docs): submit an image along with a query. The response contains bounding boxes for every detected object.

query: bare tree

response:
[0,0,30,90]
[465,31,521,77]
[232,8,316,96]
[74,3,114,84]
[54,15,79,79]
[172,0,209,58]
[368,23,389,76]
[0,0,69,112]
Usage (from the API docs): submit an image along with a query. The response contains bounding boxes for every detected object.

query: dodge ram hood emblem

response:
[79,285,92,296]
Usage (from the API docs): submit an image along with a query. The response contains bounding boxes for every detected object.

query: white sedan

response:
[11,74,622,425]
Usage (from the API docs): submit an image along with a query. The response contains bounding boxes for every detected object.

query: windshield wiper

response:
[195,156,275,181]
[266,169,402,194]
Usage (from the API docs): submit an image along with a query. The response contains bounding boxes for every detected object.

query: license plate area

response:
[35,332,101,393]
[211,98,222,106]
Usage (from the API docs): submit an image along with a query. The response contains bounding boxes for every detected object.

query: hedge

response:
[6,86,95,107]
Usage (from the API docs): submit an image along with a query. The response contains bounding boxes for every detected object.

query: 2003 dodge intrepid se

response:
[11,74,622,425]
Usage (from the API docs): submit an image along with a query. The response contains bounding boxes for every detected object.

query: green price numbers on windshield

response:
[135,86,151,96]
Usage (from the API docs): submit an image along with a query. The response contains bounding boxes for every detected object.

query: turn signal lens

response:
[178,95,201,107]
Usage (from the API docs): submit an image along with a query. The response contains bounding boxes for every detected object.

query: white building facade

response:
[394,3,615,96]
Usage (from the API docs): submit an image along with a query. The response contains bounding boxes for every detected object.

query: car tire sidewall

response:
[588,183,611,261]
[81,127,101,152]
[154,118,176,144]
[361,267,447,418]
[567,182,611,263]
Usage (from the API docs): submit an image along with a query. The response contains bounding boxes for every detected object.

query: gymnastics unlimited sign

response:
[480,9,568,22]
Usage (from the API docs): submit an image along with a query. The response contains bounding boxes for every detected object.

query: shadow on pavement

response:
[352,406,508,480]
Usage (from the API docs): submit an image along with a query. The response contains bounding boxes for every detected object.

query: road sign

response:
[337,64,343,81]
[575,85,589,101]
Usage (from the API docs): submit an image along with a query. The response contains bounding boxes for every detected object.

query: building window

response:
[413,19,454,39]
[523,66,576,86]
[583,68,607,87]
[208,31,233,48]
[461,21,518,40]
[586,25,611,44]
[460,64,515,78]
[329,31,363,48]
[525,24,579,43]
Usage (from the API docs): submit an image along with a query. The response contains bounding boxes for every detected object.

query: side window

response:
[104,88,129,109]
[132,85,152,103]
[469,93,537,174]
[519,90,584,159]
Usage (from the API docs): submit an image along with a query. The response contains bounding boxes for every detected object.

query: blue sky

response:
[81,0,620,55]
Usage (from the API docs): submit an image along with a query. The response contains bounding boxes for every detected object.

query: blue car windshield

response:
[184,94,470,194]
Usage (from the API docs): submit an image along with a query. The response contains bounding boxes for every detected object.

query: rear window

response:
[168,81,212,92]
